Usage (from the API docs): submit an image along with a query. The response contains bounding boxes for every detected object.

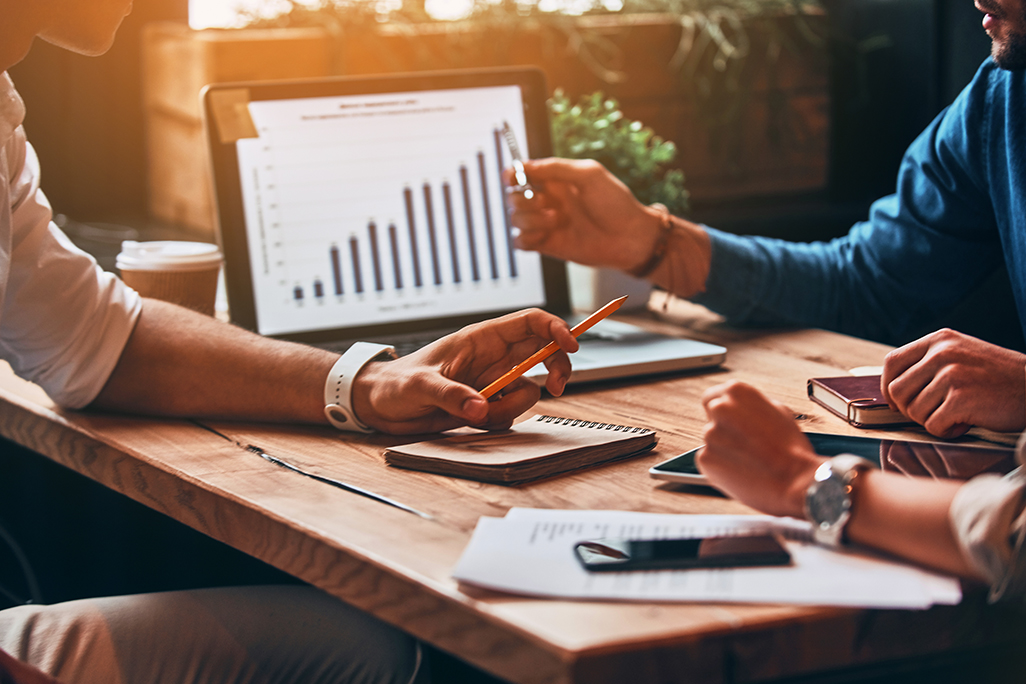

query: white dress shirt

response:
[950,433,1026,602]
[0,72,140,407]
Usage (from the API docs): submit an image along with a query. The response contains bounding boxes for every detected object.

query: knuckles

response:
[576,159,605,176]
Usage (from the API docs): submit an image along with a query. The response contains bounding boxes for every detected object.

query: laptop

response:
[202,67,726,385]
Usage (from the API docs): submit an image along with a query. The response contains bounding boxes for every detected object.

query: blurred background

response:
[0,5,1013,682]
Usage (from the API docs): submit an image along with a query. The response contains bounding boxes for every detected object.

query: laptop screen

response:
[205,68,568,345]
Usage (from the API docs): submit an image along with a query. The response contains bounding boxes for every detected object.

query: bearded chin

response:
[993,31,1026,70]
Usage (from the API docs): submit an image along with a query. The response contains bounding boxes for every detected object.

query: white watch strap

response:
[324,342,397,433]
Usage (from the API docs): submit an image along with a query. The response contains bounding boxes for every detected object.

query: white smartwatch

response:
[804,454,877,547]
[324,342,397,433]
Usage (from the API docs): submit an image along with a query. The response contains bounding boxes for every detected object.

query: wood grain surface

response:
[0,300,1021,684]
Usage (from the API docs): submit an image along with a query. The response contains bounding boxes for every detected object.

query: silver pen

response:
[501,121,535,200]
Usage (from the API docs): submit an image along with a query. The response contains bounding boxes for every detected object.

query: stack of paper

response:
[453,509,961,609]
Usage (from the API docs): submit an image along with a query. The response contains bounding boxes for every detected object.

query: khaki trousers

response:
[0,585,423,684]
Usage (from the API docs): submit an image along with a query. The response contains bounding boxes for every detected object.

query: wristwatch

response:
[323,342,397,433]
[804,454,877,547]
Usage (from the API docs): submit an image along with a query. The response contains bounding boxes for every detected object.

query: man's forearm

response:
[846,471,980,580]
[91,298,336,423]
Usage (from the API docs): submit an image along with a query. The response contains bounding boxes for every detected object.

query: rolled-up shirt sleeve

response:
[0,134,141,408]
[950,434,1026,602]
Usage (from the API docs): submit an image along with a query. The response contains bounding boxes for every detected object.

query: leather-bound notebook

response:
[807,375,913,428]
[384,414,658,484]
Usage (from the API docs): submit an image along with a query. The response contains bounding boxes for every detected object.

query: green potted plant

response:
[550,88,689,214]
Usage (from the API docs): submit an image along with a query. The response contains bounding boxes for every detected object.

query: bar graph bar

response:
[477,151,505,280]
[368,221,384,292]
[442,182,462,283]
[403,187,423,288]
[293,285,303,302]
[423,184,442,286]
[330,244,343,296]
[493,128,518,278]
[349,236,363,294]
[461,165,496,280]
[388,223,403,290]
[313,279,324,298]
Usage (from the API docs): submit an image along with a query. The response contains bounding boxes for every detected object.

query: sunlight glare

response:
[189,0,296,29]
[424,0,476,20]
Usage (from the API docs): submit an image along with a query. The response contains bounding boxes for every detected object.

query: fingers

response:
[430,308,575,367]
[881,332,937,408]
[701,380,778,418]
[420,374,490,423]
[882,329,964,430]
[542,350,572,396]
[514,217,559,252]
[473,379,541,430]
[508,186,572,252]
[901,375,971,438]
[540,312,579,355]
[520,157,610,185]
[475,310,575,398]
[399,376,539,433]
[700,381,786,453]
[492,308,577,356]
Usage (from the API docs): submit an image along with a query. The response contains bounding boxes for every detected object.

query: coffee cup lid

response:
[116,241,222,271]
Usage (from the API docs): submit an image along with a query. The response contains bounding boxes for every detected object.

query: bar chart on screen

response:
[235,86,546,336]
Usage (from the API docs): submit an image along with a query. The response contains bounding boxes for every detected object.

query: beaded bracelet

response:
[628,203,673,279]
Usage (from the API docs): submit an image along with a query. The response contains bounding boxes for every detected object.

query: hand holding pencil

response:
[350,300,624,434]
[480,295,628,398]
[351,308,579,433]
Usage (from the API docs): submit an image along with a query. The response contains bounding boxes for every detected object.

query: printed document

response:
[452,508,961,609]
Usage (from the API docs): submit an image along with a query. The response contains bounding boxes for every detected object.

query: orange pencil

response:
[479,295,629,399]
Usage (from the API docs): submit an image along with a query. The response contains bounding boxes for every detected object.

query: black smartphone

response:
[574,534,792,572]
[649,432,1016,486]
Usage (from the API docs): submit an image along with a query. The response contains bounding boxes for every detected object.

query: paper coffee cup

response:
[116,241,222,316]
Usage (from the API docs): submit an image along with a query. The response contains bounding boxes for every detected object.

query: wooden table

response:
[0,300,1022,684]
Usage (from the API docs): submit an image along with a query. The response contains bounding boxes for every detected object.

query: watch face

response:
[807,478,849,526]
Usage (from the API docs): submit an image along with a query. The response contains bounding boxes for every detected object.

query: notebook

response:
[202,67,726,384]
[807,375,913,428]
[384,414,658,484]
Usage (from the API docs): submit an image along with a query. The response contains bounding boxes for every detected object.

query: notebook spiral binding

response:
[536,415,651,434]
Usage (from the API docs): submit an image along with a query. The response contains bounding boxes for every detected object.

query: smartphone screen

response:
[574,534,791,572]
[649,432,1016,485]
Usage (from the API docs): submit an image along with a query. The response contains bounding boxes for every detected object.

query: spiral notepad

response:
[384,414,658,484]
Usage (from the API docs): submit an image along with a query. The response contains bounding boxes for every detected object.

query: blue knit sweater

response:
[693,59,1025,346]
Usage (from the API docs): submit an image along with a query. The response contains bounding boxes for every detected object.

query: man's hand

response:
[881,328,1026,438]
[696,381,824,518]
[506,158,711,297]
[506,158,666,271]
[351,308,578,434]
